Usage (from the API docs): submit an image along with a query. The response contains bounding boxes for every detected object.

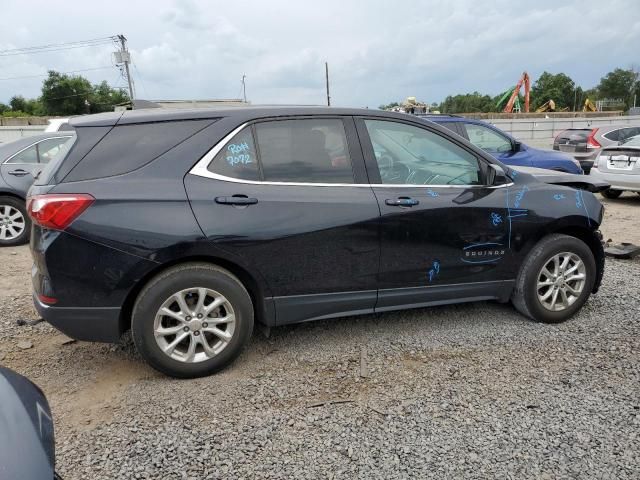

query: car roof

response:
[69,106,426,128]
[562,125,638,131]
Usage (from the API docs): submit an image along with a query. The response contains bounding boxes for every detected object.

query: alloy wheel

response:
[153,287,236,363]
[536,252,586,312]
[0,205,26,241]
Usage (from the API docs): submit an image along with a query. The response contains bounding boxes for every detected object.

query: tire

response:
[511,234,596,324]
[601,189,623,199]
[131,263,254,378]
[0,196,30,247]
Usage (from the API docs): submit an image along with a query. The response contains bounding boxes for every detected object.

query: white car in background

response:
[44,118,71,132]
[590,135,640,199]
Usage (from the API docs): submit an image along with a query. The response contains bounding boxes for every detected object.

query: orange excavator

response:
[503,72,530,113]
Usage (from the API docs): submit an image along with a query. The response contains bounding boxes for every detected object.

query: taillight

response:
[586,128,601,149]
[27,194,94,230]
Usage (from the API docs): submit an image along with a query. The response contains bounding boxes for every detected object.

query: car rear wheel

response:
[600,189,623,199]
[0,197,30,247]
[511,234,596,324]
[131,263,254,378]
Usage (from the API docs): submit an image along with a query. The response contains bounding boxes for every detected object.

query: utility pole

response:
[325,62,331,107]
[242,74,247,103]
[117,34,135,102]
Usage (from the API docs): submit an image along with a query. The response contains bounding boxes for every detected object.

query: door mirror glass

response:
[364,119,481,185]
[487,164,508,186]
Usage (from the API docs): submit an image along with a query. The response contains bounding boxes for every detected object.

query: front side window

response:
[463,123,512,153]
[208,126,259,181]
[6,144,38,164]
[255,119,354,183]
[364,119,481,185]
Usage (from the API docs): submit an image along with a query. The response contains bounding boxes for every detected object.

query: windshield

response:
[622,134,640,147]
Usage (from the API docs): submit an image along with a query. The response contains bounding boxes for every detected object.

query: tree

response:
[439,92,495,113]
[40,71,93,116]
[530,72,577,110]
[0,102,8,114]
[379,101,399,110]
[9,95,29,113]
[596,68,640,110]
[89,80,129,113]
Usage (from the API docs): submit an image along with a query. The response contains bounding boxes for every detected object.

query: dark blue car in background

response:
[421,115,583,174]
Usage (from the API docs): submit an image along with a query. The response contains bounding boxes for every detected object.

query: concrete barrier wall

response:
[0,125,46,144]
[488,115,640,149]
[3,114,640,150]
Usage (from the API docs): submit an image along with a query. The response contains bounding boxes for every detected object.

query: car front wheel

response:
[511,234,596,323]
[131,263,254,378]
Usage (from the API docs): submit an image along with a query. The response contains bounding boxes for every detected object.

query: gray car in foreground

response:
[554,125,640,173]
[0,133,74,246]
[590,134,640,198]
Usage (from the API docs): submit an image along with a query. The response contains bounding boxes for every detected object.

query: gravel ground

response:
[1,198,639,479]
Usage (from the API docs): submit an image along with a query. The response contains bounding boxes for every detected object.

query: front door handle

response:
[385,197,419,207]
[215,195,258,206]
[8,169,30,177]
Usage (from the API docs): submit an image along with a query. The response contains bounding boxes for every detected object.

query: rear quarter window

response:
[64,119,214,182]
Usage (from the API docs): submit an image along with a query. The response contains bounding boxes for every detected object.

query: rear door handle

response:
[8,169,30,177]
[385,197,419,207]
[215,195,258,206]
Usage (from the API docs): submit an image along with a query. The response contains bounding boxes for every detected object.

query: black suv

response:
[29,107,605,378]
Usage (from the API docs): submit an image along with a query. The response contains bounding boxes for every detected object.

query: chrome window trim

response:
[188,122,513,189]
[3,135,73,165]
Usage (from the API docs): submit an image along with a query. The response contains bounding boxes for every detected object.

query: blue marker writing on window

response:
[490,212,503,226]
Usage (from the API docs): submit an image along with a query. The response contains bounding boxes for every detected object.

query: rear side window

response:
[603,129,620,141]
[6,144,38,164]
[64,120,213,182]
[208,127,260,181]
[255,119,354,183]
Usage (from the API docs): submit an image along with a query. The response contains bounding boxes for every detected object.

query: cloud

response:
[0,0,639,106]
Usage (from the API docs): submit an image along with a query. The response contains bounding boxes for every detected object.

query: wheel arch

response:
[0,190,26,202]
[520,222,604,294]
[119,255,274,335]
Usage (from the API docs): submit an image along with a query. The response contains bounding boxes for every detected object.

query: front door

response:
[185,116,380,325]
[356,118,515,311]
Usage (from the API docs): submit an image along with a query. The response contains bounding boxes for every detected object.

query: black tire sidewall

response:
[0,197,30,247]
[601,189,623,199]
[522,237,596,323]
[132,266,253,378]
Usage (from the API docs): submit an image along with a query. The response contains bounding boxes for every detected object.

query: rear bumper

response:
[34,294,123,343]
[590,168,640,192]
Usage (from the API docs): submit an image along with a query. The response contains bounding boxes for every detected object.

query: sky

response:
[1,0,639,107]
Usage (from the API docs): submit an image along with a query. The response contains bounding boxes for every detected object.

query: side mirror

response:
[513,141,522,152]
[487,164,508,186]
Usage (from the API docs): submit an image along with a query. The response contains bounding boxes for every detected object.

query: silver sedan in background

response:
[590,134,640,199]
[554,125,640,173]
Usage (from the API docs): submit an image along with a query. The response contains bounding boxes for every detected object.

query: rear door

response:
[185,116,381,325]
[356,117,514,311]
[0,136,72,194]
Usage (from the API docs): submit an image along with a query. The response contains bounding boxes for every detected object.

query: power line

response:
[0,66,114,81]
[0,36,117,57]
